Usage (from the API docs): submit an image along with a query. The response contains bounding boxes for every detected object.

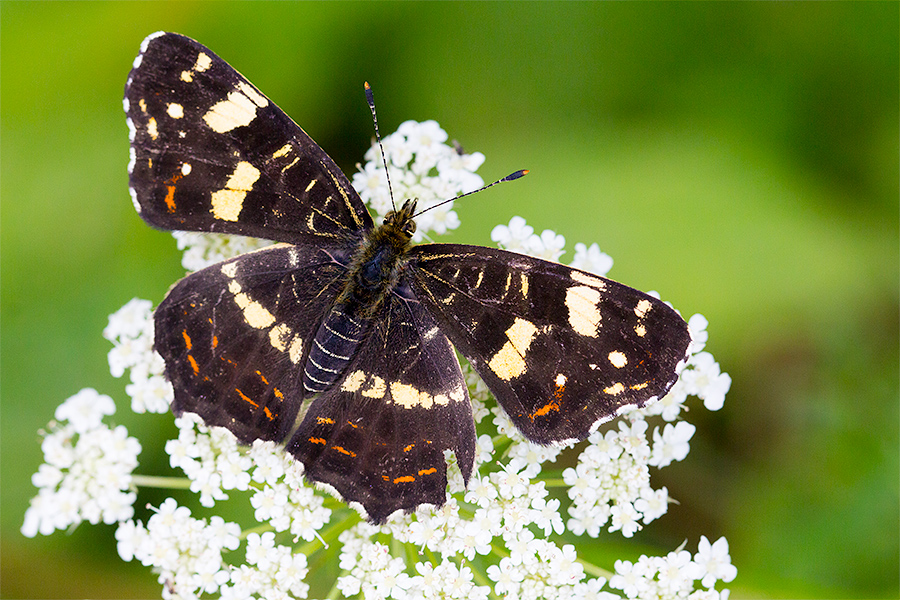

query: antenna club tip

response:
[505,169,529,181]
[364,81,371,90]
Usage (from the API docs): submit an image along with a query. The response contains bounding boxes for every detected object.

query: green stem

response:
[131,474,193,489]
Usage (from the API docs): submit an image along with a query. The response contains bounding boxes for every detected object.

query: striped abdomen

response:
[303,307,367,394]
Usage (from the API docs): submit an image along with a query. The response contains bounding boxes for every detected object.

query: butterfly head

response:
[383,199,418,240]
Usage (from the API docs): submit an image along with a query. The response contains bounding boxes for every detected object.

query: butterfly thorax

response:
[302,200,417,394]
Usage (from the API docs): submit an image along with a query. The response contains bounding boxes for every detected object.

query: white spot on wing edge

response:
[140,31,166,53]
[129,187,140,212]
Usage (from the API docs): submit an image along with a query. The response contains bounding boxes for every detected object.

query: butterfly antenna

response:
[364,82,396,211]
[412,169,530,219]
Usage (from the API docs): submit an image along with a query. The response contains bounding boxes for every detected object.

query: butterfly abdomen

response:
[303,307,367,394]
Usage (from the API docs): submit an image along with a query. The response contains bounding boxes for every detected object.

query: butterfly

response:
[125,32,691,523]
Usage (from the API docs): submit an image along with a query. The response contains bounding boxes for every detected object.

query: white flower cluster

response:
[351,120,485,242]
[171,230,273,272]
[116,498,310,600]
[24,120,736,600]
[104,298,172,414]
[22,388,140,537]
[609,536,736,600]
[165,414,332,533]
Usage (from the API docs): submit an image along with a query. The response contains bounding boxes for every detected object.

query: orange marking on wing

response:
[181,329,192,350]
[331,445,356,457]
[530,398,560,421]
[212,335,218,348]
[273,387,283,399]
[187,354,199,375]
[403,443,415,452]
[163,173,184,213]
[309,437,326,445]
[263,406,276,421]
[317,417,334,425]
[235,388,258,408]
[418,467,437,476]
[382,475,390,481]
[393,475,415,484]
[256,370,269,385]
[347,421,359,429]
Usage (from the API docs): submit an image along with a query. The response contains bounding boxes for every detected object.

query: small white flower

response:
[635,486,670,523]
[682,352,732,411]
[54,388,115,434]
[609,502,642,537]
[694,536,737,588]
[688,313,710,354]
[492,216,535,253]
[527,229,566,261]
[570,242,614,276]
[649,421,696,468]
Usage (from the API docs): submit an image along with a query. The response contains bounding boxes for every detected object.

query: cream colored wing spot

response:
[181,162,192,176]
[604,382,625,395]
[634,299,652,319]
[220,262,238,278]
[272,144,292,159]
[210,161,260,221]
[520,272,529,298]
[194,52,212,72]
[166,103,184,119]
[202,84,268,133]
[608,350,628,368]
[487,318,539,381]
[566,285,602,337]
[268,323,292,352]
[362,376,386,399]
[571,270,607,289]
[555,373,567,387]
[634,324,647,337]
[391,382,435,409]
[225,276,276,329]
[288,335,304,364]
[233,292,276,329]
[304,179,317,193]
[341,370,366,393]
[147,117,159,140]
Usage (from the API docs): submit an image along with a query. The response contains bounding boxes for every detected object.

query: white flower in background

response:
[25,120,735,599]
[352,119,483,242]
[22,389,140,537]
[571,241,615,276]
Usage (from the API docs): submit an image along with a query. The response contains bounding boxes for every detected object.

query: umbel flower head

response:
[24,121,735,600]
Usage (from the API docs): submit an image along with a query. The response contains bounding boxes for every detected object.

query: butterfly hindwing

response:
[155,242,353,443]
[125,32,372,245]
[286,283,475,523]
[409,244,692,444]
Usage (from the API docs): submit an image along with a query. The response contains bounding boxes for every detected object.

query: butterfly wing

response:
[409,244,691,444]
[286,282,475,523]
[154,243,353,443]
[125,31,372,244]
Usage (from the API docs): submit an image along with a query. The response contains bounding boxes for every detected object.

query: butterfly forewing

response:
[409,244,692,444]
[125,32,372,245]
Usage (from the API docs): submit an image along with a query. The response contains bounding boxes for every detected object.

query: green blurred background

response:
[2,3,897,598]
